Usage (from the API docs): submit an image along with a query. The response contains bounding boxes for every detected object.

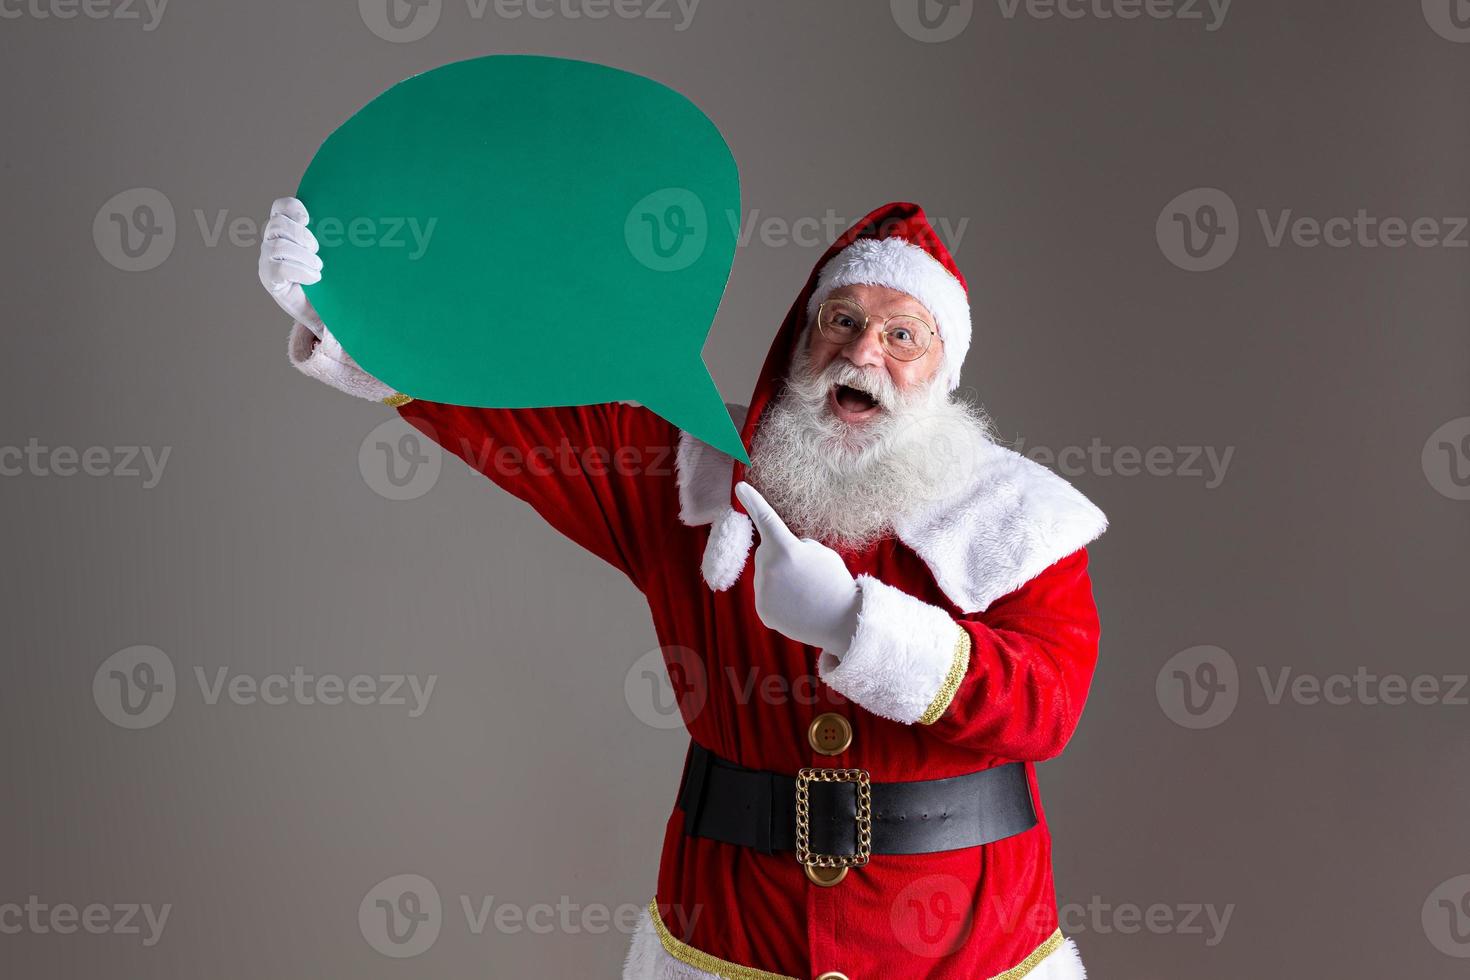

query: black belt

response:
[677,742,1037,865]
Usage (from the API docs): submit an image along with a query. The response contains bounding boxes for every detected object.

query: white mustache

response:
[821,360,899,410]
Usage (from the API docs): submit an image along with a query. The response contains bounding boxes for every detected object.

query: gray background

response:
[2,0,1468,976]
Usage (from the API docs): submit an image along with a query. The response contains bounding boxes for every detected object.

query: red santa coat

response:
[397,210,1106,980]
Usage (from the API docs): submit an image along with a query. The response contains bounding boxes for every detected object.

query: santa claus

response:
[260,197,1106,979]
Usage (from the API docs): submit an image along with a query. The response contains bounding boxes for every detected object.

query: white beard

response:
[747,339,993,550]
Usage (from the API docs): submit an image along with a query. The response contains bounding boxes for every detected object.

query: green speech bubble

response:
[299,55,746,462]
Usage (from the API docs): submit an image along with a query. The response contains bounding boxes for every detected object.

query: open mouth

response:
[829,382,882,422]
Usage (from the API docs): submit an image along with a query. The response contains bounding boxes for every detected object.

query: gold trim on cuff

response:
[646,900,793,980]
[918,623,971,726]
[381,393,414,407]
[993,929,1066,980]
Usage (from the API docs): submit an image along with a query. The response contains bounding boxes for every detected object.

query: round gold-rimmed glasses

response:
[815,297,939,362]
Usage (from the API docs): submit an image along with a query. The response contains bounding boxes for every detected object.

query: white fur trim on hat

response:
[805,237,972,391]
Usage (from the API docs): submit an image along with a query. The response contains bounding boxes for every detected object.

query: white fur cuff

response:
[287,322,400,403]
[818,575,968,726]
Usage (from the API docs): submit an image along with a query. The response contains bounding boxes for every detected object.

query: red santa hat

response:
[803,209,972,392]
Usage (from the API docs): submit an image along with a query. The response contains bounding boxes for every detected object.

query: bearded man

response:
[260,197,1106,979]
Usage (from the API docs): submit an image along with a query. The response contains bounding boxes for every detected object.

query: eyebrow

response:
[828,291,930,319]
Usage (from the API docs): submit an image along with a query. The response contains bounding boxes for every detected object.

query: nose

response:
[840,322,887,371]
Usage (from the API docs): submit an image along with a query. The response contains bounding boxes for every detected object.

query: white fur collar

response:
[676,404,1107,613]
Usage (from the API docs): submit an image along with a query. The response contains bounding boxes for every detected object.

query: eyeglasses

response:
[814,297,939,362]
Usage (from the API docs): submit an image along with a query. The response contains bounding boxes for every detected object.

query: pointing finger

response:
[735,482,799,550]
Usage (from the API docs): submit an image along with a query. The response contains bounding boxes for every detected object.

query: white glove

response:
[263,196,401,403]
[258,197,327,338]
[735,482,861,654]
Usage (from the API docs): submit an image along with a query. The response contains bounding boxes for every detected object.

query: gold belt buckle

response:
[795,767,872,879]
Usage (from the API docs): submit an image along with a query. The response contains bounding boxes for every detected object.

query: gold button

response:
[804,863,848,887]
[808,713,853,755]
[815,972,850,980]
